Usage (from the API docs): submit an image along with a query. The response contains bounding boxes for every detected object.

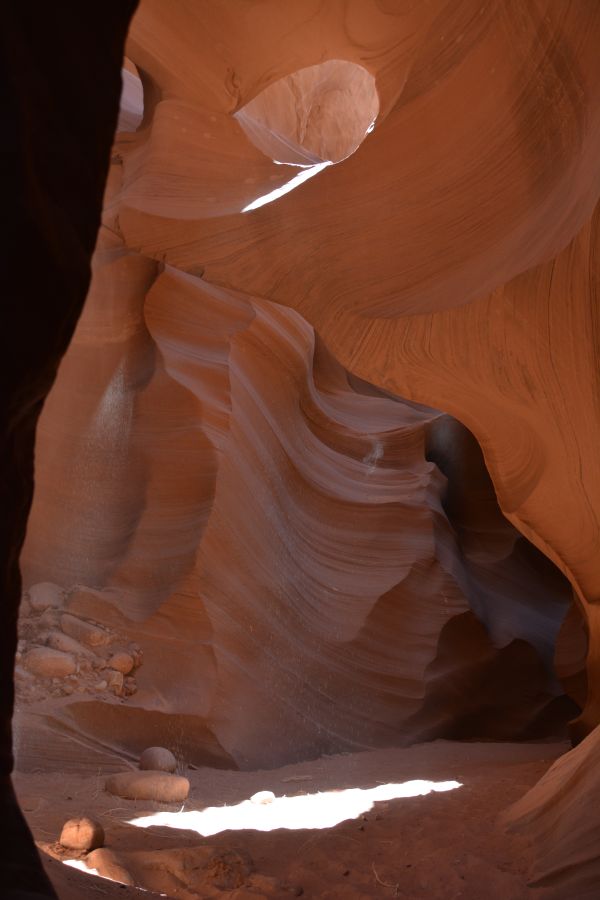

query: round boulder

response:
[59,816,104,852]
[140,746,177,773]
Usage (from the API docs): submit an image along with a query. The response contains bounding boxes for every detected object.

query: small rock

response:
[14,665,34,683]
[61,614,111,648]
[250,791,276,805]
[93,680,108,692]
[107,670,124,696]
[28,582,64,613]
[59,816,105,852]
[124,677,137,696]
[23,647,77,678]
[105,771,190,803]
[39,609,61,630]
[107,651,134,675]
[140,746,177,773]
[46,630,96,659]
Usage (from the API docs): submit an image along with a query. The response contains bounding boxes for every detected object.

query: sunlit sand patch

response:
[128,779,462,836]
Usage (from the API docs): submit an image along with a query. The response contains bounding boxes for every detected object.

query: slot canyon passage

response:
[4,2,600,899]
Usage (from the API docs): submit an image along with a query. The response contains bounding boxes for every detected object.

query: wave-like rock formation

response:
[15,1,600,896]
[22,242,575,768]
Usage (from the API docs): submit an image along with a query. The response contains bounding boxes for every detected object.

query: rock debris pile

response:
[16,582,142,703]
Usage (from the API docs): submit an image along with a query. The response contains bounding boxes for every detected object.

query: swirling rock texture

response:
[19,257,575,769]
[15,1,600,897]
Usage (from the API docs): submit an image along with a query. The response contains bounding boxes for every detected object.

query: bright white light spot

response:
[128,779,461,836]
[366,119,376,134]
[242,161,331,212]
[273,160,314,169]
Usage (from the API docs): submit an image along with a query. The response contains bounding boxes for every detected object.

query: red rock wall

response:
[21,250,574,768]
[16,2,600,894]
[112,0,600,732]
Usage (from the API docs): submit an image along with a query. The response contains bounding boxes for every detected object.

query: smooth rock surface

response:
[105,771,190,803]
[13,6,600,899]
[59,816,105,852]
[23,648,77,679]
[60,615,110,648]
[107,652,134,675]
[28,583,64,613]
[46,631,95,660]
[140,747,177,773]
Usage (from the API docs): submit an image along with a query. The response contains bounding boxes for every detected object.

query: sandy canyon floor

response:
[14,736,565,899]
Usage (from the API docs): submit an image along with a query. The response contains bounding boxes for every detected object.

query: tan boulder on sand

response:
[59,816,105,852]
[106,771,189,803]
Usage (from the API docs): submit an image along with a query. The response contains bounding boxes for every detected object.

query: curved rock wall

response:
[16,2,600,893]
[112,0,600,734]
[20,251,574,768]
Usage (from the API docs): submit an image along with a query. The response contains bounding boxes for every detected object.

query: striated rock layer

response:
[16,1,600,895]
[115,0,600,721]
[21,244,575,768]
